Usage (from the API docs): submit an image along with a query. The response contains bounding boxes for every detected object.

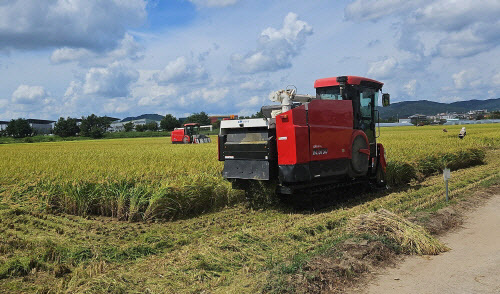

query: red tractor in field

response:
[171,123,211,144]
[218,76,391,196]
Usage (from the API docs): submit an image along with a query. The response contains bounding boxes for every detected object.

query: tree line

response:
[0,115,119,139]
[0,111,227,139]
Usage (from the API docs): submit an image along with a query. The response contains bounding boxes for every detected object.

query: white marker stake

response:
[443,168,451,202]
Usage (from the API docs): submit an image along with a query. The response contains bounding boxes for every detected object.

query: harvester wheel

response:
[183,136,190,144]
[348,135,369,177]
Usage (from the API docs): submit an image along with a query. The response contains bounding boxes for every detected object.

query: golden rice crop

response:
[0,123,498,220]
[378,123,499,161]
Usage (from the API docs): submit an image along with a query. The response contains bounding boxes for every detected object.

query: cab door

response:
[359,89,377,156]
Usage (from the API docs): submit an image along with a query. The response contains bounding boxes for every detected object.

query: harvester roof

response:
[314,76,383,88]
[184,123,200,126]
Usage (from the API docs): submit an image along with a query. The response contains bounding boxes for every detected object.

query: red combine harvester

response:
[171,123,211,144]
[218,76,391,196]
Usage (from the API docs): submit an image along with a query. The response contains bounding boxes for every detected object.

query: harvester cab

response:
[171,123,211,144]
[218,76,391,196]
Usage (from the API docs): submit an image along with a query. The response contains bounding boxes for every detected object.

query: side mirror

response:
[382,93,390,107]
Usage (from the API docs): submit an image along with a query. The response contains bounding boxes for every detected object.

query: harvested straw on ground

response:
[348,209,448,255]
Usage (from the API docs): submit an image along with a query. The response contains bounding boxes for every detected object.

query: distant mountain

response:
[378,98,500,119]
[121,114,165,122]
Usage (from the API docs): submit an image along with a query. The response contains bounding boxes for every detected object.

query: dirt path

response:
[364,193,500,294]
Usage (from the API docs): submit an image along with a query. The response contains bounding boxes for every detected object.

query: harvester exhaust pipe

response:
[337,76,347,99]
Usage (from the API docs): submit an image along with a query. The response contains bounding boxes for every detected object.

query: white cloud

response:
[367,57,398,79]
[83,62,139,97]
[345,0,500,58]
[492,72,500,86]
[50,33,144,65]
[0,110,28,120]
[345,0,500,27]
[344,0,423,22]
[109,33,144,61]
[50,48,92,64]
[55,81,86,117]
[2,1,498,120]
[0,1,147,51]
[230,12,313,74]
[7,85,58,117]
[403,79,418,96]
[11,85,47,104]
[189,87,229,103]
[103,99,132,113]
[436,21,500,57]
[452,70,470,89]
[64,81,83,98]
[137,96,161,107]
[237,108,260,117]
[154,56,209,85]
[409,0,500,31]
[137,85,178,106]
[0,99,8,108]
[237,95,260,107]
[239,79,272,91]
[189,0,239,8]
[452,69,482,89]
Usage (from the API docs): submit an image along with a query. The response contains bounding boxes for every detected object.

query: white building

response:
[0,119,55,135]
[436,112,458,120]
[109,118,161,132]
[467,109,488,115]
[0,120,8,131]
[28,119,55,134]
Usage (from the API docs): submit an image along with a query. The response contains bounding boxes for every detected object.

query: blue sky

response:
[146,1,196,29]
[1,0,499,120]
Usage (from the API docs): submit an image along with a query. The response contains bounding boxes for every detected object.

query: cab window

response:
[316,86,343,100]
[360,89,375,118]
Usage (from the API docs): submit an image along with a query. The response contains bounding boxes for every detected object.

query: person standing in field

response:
[458,127,466,139]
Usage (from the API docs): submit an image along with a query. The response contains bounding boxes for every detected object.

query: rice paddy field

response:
[0,123,499,293]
